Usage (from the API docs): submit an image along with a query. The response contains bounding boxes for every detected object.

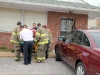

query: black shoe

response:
[28,62,31,64]
[45,57,48,59]
[11,50,14,53]
[23,63,28,65]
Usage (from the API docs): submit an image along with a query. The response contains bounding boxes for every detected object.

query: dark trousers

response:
[21,45,23,54]
[45,40,50,59]
[23,41,33,64]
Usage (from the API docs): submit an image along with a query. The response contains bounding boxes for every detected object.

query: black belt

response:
[24,41,33,42]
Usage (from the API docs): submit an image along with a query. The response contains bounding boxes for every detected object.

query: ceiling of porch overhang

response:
[0,0,100,19]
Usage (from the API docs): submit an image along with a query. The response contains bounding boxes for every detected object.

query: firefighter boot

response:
[36,59,41,63]
[41,59,45,63]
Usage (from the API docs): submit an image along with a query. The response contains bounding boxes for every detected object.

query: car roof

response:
[76,29,100,33]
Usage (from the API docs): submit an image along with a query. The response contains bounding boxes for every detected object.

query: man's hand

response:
[20,42,24,44]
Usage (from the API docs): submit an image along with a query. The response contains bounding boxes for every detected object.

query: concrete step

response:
[0,50,56,58]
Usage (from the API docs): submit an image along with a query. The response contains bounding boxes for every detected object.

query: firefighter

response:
[34,23,48,63]
[43,24,53,59]
[10,21,21,61]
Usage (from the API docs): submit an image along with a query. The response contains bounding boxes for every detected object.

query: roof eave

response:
[0,1,100,19]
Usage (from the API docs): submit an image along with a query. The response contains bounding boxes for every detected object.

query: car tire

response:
[55,47,61,61]
[75,62,87,75]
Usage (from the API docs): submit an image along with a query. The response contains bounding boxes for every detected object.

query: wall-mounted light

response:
[69,10,74,13]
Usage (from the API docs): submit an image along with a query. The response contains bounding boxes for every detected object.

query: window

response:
[90,32,100,48]
[60,18,75,36]
[65,31,74,42]
[82,34,90,47]
[71,31,83,44]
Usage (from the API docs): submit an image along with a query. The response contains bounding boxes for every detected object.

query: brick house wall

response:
[0,32,13,49]
[47,11,88,50]
[0,11,88,50]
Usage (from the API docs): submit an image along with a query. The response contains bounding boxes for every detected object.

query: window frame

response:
[81,33,90,47]
[70,30,83,45]
[64,30,75,43]
[60,18,75,36]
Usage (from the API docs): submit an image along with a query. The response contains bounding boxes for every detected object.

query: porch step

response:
[0,50,55,58]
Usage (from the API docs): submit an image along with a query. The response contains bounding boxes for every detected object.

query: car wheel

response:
[55,47,61,61]
[75,62,87,75]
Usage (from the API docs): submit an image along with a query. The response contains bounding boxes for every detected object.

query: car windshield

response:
[90,32,100,48]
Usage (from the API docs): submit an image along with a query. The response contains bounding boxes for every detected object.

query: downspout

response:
[46,11,48,25]
[95,17,98,27]
[21,9,24,25]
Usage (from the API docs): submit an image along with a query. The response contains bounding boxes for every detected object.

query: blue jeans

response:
[23,41,33,64]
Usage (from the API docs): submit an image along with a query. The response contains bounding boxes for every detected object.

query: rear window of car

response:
[90,32,100,48]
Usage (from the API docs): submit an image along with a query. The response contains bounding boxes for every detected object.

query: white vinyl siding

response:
[88,19,96,28]
[0,8,21,32]
[24,10,47,28]
[0,8,47,31]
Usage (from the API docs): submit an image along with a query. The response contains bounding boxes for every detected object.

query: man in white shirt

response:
[20,25,33,65]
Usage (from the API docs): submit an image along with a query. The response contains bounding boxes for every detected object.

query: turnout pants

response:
[14,44,21,60]
[36,44,47,61]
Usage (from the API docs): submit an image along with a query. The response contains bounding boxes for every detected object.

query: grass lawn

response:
[0,47,12,52]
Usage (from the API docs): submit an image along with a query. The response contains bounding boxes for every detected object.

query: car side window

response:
[71,31,83,44]
[65,31,74,42]
[82,34,90,47]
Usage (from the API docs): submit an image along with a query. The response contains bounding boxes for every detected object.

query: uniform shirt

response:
[33,27,37,30]
[29,28,36,37]
[20,28,33,41]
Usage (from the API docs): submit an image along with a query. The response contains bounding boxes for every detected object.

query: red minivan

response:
[55,30,100,75]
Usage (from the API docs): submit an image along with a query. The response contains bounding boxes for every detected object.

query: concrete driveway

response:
[0,58,75,75]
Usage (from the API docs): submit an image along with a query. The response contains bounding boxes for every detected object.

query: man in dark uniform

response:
[33,23,37,30]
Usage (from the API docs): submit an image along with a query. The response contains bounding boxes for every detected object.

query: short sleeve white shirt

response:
[20,28,33,41]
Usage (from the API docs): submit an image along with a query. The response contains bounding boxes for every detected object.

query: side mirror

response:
[58,37,63,41]
[63,38,66,42]
[72,38,74,41]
